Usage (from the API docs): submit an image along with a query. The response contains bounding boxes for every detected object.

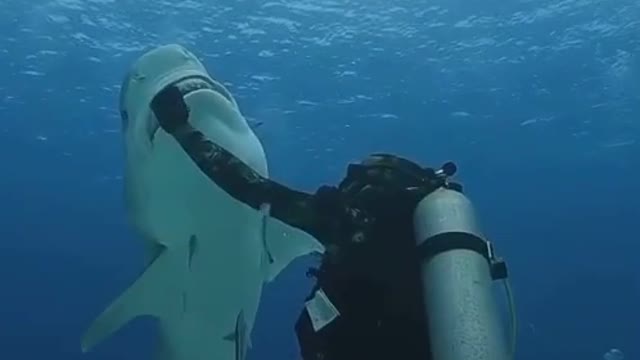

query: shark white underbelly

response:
[140,129,265,360]
[81,44,324,360]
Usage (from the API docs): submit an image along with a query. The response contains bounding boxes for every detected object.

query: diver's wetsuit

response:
[151,84,462,360]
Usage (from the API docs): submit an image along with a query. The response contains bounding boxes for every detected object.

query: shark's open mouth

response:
[148,75,235,142]
[171,75,234,103]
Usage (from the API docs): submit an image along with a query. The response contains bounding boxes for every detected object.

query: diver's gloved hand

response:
[151,85,189,134]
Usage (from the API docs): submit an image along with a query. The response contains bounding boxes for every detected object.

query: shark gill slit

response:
[188,235,198,270]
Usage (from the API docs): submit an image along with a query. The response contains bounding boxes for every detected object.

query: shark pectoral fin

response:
[81,246,181,352]
[263,216,325,282]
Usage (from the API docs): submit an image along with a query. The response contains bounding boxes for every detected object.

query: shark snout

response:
[120,44,240,146]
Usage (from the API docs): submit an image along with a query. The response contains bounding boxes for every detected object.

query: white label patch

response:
[304,288,340,332]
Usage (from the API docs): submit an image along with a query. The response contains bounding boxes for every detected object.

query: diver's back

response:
[295,196,433,360]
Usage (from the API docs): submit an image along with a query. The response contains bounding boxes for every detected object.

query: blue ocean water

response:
[0,0,638,359]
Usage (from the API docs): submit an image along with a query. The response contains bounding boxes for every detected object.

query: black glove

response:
[150,84,189,134]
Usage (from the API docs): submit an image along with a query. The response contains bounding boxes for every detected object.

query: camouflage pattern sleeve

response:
[171,123,328,239]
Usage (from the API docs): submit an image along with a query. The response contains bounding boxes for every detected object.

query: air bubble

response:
[603,348,624,360]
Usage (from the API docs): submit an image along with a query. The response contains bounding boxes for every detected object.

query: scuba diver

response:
[150,84,516,360]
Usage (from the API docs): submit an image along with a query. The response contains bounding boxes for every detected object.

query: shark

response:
[81,44,325,360]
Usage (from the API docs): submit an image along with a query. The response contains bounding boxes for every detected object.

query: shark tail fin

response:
[81,244,187,352]
[262,215,325,282]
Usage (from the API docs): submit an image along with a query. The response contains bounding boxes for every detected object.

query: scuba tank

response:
[295,154,515,360]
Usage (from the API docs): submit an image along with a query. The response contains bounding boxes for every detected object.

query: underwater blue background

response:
[0,0,638,359]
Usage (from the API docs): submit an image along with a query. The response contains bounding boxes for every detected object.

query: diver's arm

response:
[150,85,340,241]
[171,123,339,237]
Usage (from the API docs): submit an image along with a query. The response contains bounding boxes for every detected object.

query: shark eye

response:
[120,110,129,129]
[119,69,145,131]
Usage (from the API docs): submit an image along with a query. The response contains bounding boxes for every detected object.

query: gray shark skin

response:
[81,44,324,360]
